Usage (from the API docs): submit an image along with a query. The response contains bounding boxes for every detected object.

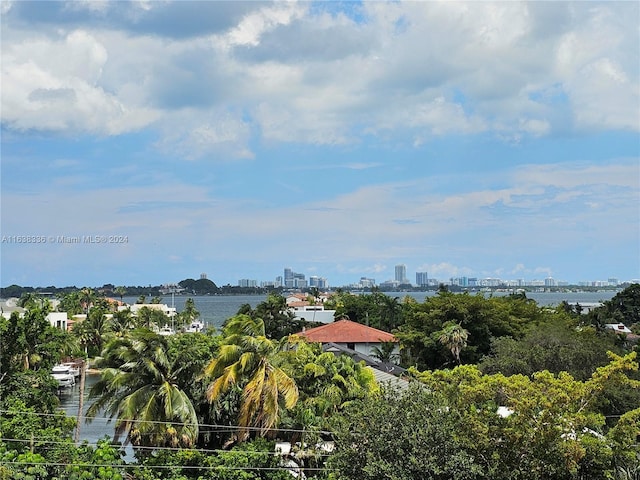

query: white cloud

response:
[2,1,637,152]
[224,2,307,48]
[1,29,159,134]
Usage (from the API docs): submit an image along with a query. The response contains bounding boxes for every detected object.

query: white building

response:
[46,312,68,331]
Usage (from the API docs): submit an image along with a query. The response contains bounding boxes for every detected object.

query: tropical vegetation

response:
[0,285,639,479]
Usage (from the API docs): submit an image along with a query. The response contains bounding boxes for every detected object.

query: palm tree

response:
[438,323,469,365]
[180,298,200,329]
[107,310,133,337]
[79,288,95,315]
[114,286,127,303]
[72,306,109,356]
[203,314,298,438]
[371,341,400,364]
[87,330,198,448]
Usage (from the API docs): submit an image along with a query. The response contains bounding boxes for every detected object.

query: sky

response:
[1,0,639,289]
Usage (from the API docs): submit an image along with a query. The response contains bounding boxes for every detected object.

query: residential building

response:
[46,312,68,331]
[296,319,398,357]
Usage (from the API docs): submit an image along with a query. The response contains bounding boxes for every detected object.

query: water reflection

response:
[57,372,134,459]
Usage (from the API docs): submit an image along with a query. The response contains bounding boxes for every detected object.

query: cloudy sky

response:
[1,1,639,289]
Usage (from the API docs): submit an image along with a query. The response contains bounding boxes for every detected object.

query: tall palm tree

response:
[79,288,95,315]
[107,310,133,338]
[114,286,127,303]
[180,298,200,329]
[87,330,198,448]
[438,323,469,365]
[203,314,298,438]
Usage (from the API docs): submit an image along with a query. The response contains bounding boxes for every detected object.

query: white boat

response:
[185,320,205,333]
[61,362,81,378]
[158,325,175,336]
[51,365,76,388]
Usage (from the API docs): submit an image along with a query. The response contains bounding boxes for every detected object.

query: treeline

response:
[1,279,283,299]
[1,286,639,479]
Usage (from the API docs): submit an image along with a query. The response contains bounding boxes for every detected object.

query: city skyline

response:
[1,2,638,289]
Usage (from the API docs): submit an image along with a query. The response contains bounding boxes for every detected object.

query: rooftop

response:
[296,319,396,344]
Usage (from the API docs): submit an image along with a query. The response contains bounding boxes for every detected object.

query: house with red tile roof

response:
[295,319,398,357]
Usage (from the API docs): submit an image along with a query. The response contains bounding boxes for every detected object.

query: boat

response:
[61,361,81,378]
[51,364,76,388]
[185,320,205,333]
[158,325,175,336]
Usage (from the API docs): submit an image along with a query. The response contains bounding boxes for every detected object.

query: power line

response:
[0,437,334,458]
[0,461,331,472]
[0,409,334,435]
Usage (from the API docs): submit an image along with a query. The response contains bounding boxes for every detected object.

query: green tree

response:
[79,287,96,314]
[329,383,481,480]
[242,293,316,340]
[180,298,200,329]
[412,352,640,480]
[0,307,65,373]
[57,291,83,316]
[479,321,623,380]
[203,314,298,439]
[72,304,110,356]
[108,310,134,337]
[282,338,379,435]
[370,340,400,364]
[87,329,198,449]
[438,323,469,365]
[396,290,551,369]
[114,286,127,303]
[132,306,168,330]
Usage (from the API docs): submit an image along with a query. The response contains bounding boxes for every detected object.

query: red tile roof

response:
[296,319,397,344]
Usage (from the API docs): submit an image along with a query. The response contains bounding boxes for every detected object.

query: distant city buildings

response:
[229,266,626,292]
[395,264,408,284]
[283,267,308,289]
[416,271,429,287]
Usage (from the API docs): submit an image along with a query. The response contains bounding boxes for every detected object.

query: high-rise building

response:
[309,276,328,289]
[284,268,294,288]
[416,271,429,286]
[395,264,407,284]
[359,277,376,288]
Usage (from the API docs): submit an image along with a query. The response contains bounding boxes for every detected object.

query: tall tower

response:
[395,264,407,283]
[284,268,294,288]
[416,271,429,287]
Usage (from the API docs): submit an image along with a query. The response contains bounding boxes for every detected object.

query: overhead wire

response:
[0,437,335,458]
[0,409,335,435]
[0,461,332,473]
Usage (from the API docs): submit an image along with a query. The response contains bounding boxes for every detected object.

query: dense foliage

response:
[1,285,639,479]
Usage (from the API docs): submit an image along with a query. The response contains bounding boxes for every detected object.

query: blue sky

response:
[1,1,639,288]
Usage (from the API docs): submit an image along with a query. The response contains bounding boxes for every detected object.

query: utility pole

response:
[74,359,86,444]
